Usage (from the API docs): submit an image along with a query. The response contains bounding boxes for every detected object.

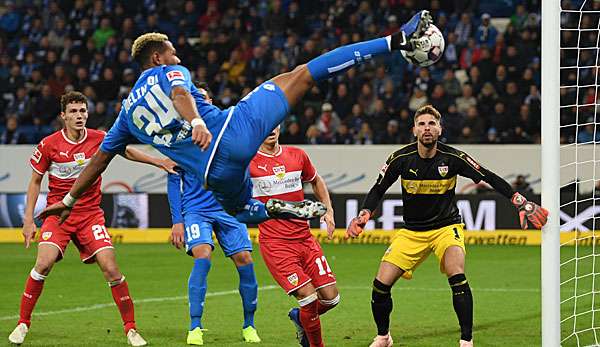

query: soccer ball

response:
[401,24,445,67]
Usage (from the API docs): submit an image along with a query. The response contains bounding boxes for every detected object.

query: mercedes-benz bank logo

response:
[560,206,600,231]
[258,180,273,192]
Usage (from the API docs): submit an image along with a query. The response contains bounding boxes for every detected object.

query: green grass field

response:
[1,243,542,346]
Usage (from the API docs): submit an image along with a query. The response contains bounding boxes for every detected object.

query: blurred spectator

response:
[332,124,354,144]
[317,102,341,141]
[408,88,428,112]
[355,122,374,145]
[476,13,498,48]
[577,124,600,143]
[1,116,27,144]
[455,84,477,115]
[454,13,473,47]
[280,121,305,144]
[93,17,116,49]
[442,70,462,97]
[377,120,403,144]
[512,175,534,196]
[306,125,325,144]
[511,5,529,30]
[6,87,33,123]
[463,106,486,141]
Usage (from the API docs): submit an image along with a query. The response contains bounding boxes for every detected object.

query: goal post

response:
[541,0,561,346]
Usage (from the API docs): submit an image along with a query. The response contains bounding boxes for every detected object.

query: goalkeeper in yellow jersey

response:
[346,105,548,347]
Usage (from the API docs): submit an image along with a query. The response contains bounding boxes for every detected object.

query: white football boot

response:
[127,329,147,346]
[460,339,473,347]
[8,323,28,345]
[369,333,394,347]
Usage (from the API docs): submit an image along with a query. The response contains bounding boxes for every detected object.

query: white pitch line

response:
[0,285,279,321]
[0,284,541,321]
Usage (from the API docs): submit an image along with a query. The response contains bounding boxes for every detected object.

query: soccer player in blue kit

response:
[167,85,260,345]
[39,11,433,229]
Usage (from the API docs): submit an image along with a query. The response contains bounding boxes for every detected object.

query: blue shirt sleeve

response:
[161,65,193,97]
[167,172,184,225]
[100,108,135,154]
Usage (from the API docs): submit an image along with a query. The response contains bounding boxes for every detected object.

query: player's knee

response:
[191,244,212,259]
[34,259,55,276]
[232,251,253,266]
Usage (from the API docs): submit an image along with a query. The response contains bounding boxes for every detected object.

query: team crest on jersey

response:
[273,165,286,180]
[166,70,184,82]
[31,146,42,163]
[287,273,299,286]
[74,152,86,165]
[438,165,449,177]
[42,232,52,240]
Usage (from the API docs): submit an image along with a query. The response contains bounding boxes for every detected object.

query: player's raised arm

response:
[171,85,212,151]
[166,171,185,249]
[123,146,177,174]
[22,171,43,248]
[456,151,548,229]
[346,153,402,238]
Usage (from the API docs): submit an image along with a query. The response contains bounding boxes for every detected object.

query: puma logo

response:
[257,164,267,172]
[59,151,69,157]
[409,168,418,176]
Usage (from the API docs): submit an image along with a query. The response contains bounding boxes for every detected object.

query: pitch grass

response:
[1,244,541,346]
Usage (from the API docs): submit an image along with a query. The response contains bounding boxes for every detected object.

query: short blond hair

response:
[131,32,169,65]
[414,105,442,123]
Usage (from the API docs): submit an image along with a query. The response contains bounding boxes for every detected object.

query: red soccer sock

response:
[299,300,324,347]
[110,279,136,334]
[317,294,340,315]
[18,274,45,327]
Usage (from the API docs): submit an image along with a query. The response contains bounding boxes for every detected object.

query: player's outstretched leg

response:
[271,10,432,109]
[96,250,146,346]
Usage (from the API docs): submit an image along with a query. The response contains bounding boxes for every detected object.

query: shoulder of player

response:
[86,128,106,138]
[436,143,483,171]
[387,142,418,163]
[36,131,63,150]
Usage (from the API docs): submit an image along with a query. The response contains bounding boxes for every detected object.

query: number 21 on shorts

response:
[315,256,332,276]
[92,225,109,240]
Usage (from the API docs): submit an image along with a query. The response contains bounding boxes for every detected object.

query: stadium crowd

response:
[0,0,546,145]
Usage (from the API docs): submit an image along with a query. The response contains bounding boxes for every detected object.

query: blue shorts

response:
[207,81,290,212]
[183,210,253,257]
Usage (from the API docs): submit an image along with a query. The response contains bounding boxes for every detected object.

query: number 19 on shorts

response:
[186,224,201,242]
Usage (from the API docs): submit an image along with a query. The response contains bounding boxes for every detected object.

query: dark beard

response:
[419,138,437,148]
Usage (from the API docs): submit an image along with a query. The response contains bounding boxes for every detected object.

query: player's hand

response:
[192,123,212,151]
[345,209,371,239]
[511,192,549,229]
[159,158,178,174]
[171,223,185,249]
[22,219,37,248]
[37,202,72,224]
[321,210,335,240]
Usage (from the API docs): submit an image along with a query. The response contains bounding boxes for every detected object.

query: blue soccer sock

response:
[237,263,258,328]
[235,199,269,224]
[307,36,391,81]
[189,258,211,330]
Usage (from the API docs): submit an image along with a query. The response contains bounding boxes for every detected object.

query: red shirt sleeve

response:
[299,149,317,182]
[30,140,51,175]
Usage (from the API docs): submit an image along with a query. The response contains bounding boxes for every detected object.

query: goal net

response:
[556,1,600,346]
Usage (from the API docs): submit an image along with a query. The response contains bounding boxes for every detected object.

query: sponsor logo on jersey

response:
[42,231,52,240]
[74,152,86,165]
[287,273,299,286]
[438,165,448,177]
[257,179,273,193]
[273,165,286,180]
[379,163,388,176]
[166,70,184,82]
[401,177,457,195]
[31,147,42,163]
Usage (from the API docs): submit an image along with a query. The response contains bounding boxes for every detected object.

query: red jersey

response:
[250,146,317,241]
[30,128,105,213]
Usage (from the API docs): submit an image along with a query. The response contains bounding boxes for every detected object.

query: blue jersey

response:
[100,64,228,184]
[167,169,221,224]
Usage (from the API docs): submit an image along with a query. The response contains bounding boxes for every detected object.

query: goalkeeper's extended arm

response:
[346,182,390,238]
[480,168,548,230]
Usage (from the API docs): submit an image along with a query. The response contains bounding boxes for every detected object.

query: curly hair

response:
[131,32,169,65]
[60,91,87,112]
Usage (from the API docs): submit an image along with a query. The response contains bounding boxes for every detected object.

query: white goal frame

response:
[541,0,561,346]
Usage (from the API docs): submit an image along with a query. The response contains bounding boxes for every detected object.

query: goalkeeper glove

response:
[346,209,371,238]
[511,192,549,229]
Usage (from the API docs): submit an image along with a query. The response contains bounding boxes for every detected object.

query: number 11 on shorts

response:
[315,256,331,275]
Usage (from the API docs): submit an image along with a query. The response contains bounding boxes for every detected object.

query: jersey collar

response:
[61,128,88,144]
[257,146,283,157]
